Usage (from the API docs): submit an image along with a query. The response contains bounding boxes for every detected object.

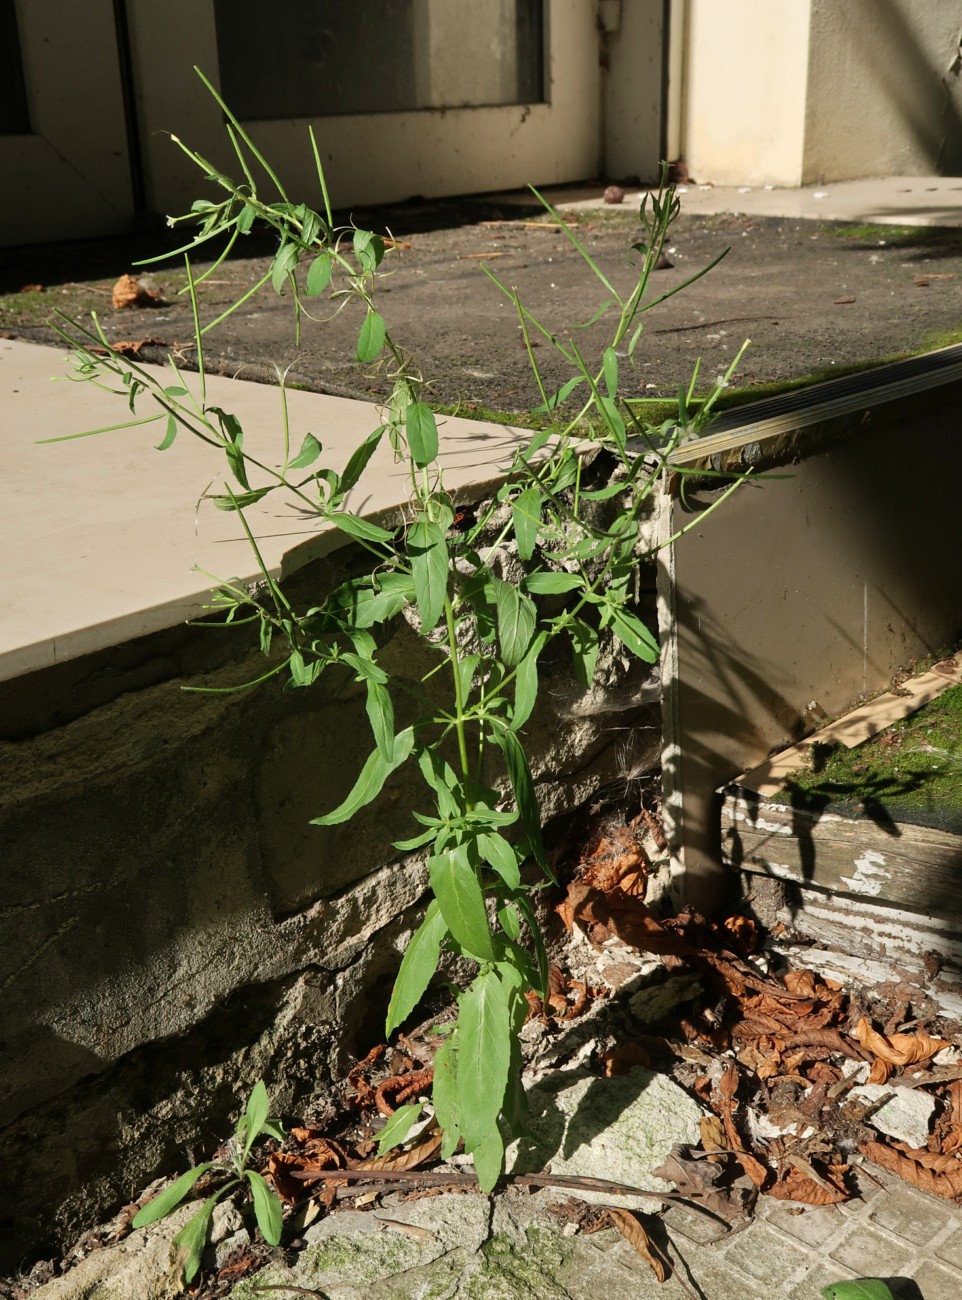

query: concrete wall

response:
[804,0,962,181]
[682,0,812,186]
[680,0,962,186]
[0,539,661,1265]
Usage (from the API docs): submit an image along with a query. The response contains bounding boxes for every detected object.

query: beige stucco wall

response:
[681,0,813,186]
[680,0,962,186]
[804,0,962,181]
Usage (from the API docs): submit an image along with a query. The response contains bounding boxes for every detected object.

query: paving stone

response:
[722,1223,811,1289]
[934,1223,962,1269]
[787,1262,858,1300]
[762,1202,848,1249]
[911,1259,962,1300]
[829,1225,915,1276]
[867,1184,955,1245]
[661,1202,733,1246]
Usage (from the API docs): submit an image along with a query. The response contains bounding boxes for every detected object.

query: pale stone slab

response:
[2,338,528,681]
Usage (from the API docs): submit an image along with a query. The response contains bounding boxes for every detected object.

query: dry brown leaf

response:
[111,274,162,309]
[735,1151,769,1188]
[354,1130,442,1173]
[722,914,758,952]
[607,1208,669,1282]
[767,1160,849,1205]
[599,1042,651,1077]
[861,1140,962,1197]
[111,337,165,356]
[699,1115,729,1152]
[854,1017,950,1067]
[269,1148,343,1203]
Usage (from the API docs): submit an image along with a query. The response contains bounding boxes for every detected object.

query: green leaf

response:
[511,632,545,730]
[365,678,395,761]
[236,203,257,234]
[494,580,536,668]
[386,900,449,1033]
[340,426,386,494]
[603,346,619,399]
[512,486,542,561]
[531,374,584,413]
[820,1284,895,1300]
[172,1189,229,1283]
[156,413,177,451]
[131,1164,215,1228]
[471,1123,505,1193]
[429,846,495,963]
[356,309,386,363]
[477,832,521,890]
[288,432,322,470]
[494,729,546,871]
[208,407,250,489]
[354,229,386,272]
[329,512,396,544]
[375,1103,423,1157]
[271,241,299,294]
[408,519,448,634]
[245,1170,283,1245]
[405,402,439,469]
[457,970,511,1152]
[306,251,332,295]
[598,395,627,451]
[514,892,550,997]
[242,1081,269,1160]
[497,900,521,940]
[208,487,271,511]
[608,605,659,663]
[432,1032,461,1158]
[567,617,600,689]
[311,727,414,825]
[522,571,582,596]
[333,571,414,628]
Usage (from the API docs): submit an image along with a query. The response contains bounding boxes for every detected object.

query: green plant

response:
[51,71,746,1201]
[821,1281,895,1300]
[131,1080,284,1283]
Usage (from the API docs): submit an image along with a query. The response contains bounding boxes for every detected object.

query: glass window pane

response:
[0,0,30,135]
[214,0,544,121]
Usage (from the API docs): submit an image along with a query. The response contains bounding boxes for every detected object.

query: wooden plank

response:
[721,789,962,913]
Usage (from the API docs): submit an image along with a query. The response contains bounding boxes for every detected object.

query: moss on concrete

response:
[463,1226,574,1300]
[776,685,962,823]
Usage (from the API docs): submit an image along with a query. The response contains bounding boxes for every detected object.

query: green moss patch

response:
[774,684,962,829]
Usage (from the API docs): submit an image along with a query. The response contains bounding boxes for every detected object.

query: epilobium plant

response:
[52,70,746,1198]
[131,1081,284,1283]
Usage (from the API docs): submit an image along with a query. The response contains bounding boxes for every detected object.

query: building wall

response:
[681,0,812,186]
[804,0,962,182]
[679,0,962,187]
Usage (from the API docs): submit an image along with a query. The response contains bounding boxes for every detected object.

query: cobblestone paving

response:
[660,1166,962,1299]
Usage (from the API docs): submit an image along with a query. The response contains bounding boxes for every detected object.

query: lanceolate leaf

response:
[329,512,395,544]
[405,402,439,468]
[340,426,386,494]
[477,832,521,890]
[242,1081,269,1160]
[156,413,177,451]
[386,899,449,1034]
[305,251,332,296]
[494,729,546,871]
[407,519,448,633]
[375,1103,423,1156]
[364,678,395,760]
[245,1170,282,1245]
[311,727,414,825]
[522,571,582,595]
[356,309,386,362]
[567,617,600,689]
[494,580,536,668]
[608,605,659,663]
[332,571,413,627]
[132,1164,215,1228]
[172,1189,230,1283]
[512,486,542,561]
[457,970,511,1153]
[511,632,545,730]
[288,432,322,469]
[470,1123,505,1194]
[432,1032,461,1158]
[429,846,495,963]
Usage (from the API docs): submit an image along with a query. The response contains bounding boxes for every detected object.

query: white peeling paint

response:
[839,849,889,896]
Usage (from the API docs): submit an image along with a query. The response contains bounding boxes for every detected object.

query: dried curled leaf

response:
[768,1160,849,1205]
[607,1207,669,1283]
[854,1017,950,1067]
[860,1140,962,1198]
[111,274,163,309]
[354,1129,442,1173]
